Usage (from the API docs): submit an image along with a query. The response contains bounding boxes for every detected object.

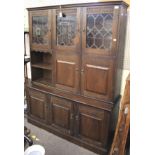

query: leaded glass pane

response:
[56,16,76,46]
[86,13,113,50]
[32,16,48,45]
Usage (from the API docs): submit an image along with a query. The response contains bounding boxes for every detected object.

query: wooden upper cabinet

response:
[80,5,120,101]
[82,6,119,56]
[29,10,51,52]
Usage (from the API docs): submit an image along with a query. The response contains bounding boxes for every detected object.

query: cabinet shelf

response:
[32,63,52,70]
[31,50,52,54]
[33,78,52,86]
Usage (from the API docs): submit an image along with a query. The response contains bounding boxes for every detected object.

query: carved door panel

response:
[27,89,48,123]
[29,10,51,52]
[76,104,110,147]
[49,97,74,135]
[82,6,120,56]
[54,54,80,94]
[52,8,81,93]
[81,55,115,101]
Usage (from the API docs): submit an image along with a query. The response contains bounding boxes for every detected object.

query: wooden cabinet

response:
[27,1,128,154]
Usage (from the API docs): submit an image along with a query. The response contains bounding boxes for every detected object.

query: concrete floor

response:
[24,118,99,155]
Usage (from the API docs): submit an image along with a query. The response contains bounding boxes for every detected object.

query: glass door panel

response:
[29,10,51,52]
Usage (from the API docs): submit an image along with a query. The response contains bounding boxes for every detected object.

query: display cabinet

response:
[26,1,128,154]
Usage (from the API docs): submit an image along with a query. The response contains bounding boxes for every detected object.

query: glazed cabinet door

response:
[82,5,119,56]
[75,104,110,147]
[27,89,48,124]
[29,10,51,52]
[48,97,74,135]
[52,8,81,94]
[80,5,120,101]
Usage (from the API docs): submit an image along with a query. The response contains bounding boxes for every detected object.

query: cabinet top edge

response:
[27,1,129,11]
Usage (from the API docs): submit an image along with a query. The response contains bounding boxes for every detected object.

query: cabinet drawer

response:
[29,89,45,100]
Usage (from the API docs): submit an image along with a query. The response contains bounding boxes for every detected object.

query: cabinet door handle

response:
[75,68,79,71]
[70,114,74,120]
[75,115,79,121]
[81,69,84,72]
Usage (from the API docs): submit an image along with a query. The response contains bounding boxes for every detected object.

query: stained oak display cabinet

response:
[26,1,128,154]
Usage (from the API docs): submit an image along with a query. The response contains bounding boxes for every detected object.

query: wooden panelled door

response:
[29,10,52,52]
[81,6,119,101]
[75,104,110,147]
[53,8,81,94]
[27,89,48,124]
[49,97,74,135]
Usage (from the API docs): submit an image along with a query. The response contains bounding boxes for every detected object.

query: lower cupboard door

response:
[49,97,74,135]
[28,94,47,124]
[76,104,110,147]
[27,89,48,123]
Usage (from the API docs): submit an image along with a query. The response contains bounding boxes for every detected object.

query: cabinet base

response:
[27,117,109,155]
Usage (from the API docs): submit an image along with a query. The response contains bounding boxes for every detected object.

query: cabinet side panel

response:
[114,5,128,99]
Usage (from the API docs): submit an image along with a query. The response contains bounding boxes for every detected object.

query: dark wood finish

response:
[49,97,74,135]
[27,1,129,11]
[29,10,52,52]
[82,6,119,56]
[81,55,115,101]
[76,104,111,147]
[27,89,48,124]
[52,8,81,94]
[109,74,130,155]
[28,117,107,155]
[31,52,53,86]
[26,2,128,154]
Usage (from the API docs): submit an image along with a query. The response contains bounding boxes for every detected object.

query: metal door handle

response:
[75,115,79,121]
[70,114,74,120]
